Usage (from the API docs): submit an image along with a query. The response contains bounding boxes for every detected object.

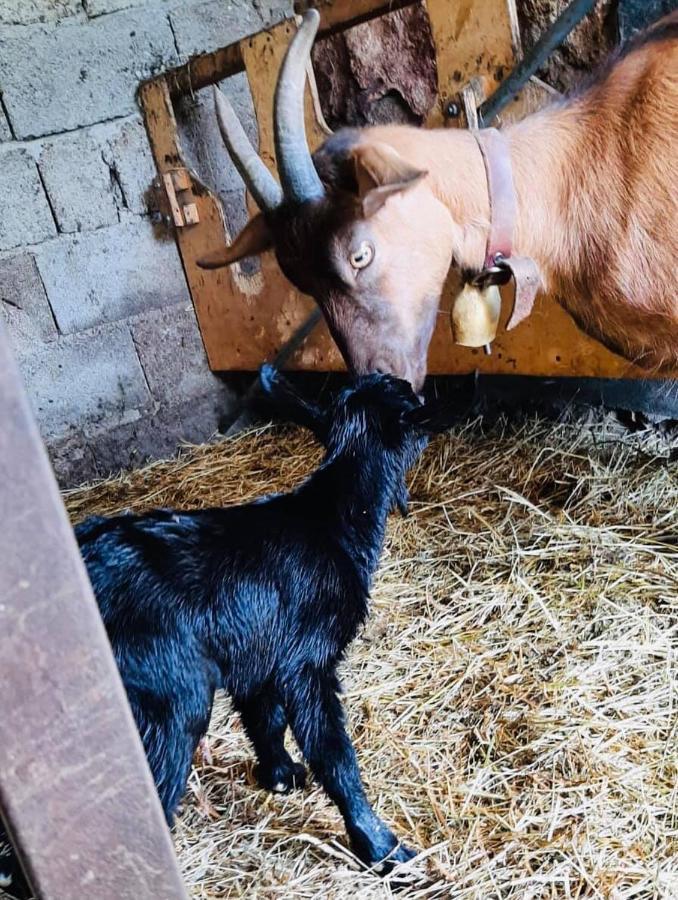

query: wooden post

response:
[0,323,188,900]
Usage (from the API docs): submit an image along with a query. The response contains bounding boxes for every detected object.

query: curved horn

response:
[274,9,325,204]
[213,86,283,212]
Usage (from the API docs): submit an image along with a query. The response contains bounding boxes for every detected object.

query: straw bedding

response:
[64,417,677,899]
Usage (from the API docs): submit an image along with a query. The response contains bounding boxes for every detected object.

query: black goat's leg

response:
[235,692,306,793]
[129,701,199,826]
[284,669,416,871]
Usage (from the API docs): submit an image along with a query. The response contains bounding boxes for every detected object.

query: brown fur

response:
[211,14,678,388]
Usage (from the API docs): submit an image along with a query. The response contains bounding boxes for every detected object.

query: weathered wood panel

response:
[0,323,188,900]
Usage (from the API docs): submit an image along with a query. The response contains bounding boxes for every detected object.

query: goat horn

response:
[213,86,283,212]
[274,9,325,204]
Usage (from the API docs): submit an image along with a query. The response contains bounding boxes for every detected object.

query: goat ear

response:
[197,214,272,269]
[352,143,427,218]
[258,364,329,441]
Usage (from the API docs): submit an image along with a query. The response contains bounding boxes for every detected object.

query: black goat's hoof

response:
[352,827,418,877]
[372,842,417,876]
[255,760,306,794]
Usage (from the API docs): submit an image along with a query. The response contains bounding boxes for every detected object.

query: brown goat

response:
[199,10,678,391]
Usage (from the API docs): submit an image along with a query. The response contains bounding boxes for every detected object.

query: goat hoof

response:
[354,832,417,877]
[373,842,417,876]
[255,761,306,794]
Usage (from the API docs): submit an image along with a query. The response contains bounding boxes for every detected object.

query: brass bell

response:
[450,282,501,348]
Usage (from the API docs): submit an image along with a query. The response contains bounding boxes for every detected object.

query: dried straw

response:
[63,417,677,899]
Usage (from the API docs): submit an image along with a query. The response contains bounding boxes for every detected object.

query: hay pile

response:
[65,418,677,899]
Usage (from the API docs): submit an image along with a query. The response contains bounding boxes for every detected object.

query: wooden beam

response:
[294,0,418,35]
[0,323,188,900]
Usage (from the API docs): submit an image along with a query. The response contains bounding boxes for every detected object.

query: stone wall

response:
[0,0,291,486]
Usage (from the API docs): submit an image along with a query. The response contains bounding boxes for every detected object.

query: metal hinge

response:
[162,168,200,228]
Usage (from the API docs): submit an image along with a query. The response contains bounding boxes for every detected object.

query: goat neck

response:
[383,115,578,295]
[303,440,409,576]
[420,52,668,304]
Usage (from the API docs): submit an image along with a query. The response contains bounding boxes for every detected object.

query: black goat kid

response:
[75,368,443,871]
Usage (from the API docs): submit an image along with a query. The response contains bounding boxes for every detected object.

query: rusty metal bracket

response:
[0,322,188,900]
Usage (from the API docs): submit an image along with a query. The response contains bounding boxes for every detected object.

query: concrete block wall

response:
[0,0,293,486]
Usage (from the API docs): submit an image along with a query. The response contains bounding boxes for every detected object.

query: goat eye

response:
[349,241,374,270]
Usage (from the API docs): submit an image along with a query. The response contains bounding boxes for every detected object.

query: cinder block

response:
[49,432,98,489]
[84,0,153,17]
[169,0,261,58]
[130,303,228,404]
[0,11,178,139]
[35,219,190,334]
[0,0,81,26]
[0,148,56,250]
[254,1,293,25]
[51,388,236,487]
[102,116,157,215]
[35,116,156,227]
[37,130,120,233]
[0,252,57,352]
[16,323,151,440]
[92,393,231,477]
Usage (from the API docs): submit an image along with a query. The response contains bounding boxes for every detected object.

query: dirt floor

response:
[63,417,677,898]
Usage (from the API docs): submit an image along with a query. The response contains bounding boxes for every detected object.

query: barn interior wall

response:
[0,0,292,487]
[1,0,664,488]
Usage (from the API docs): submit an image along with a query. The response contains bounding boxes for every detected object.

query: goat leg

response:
[235,692,306,793]
[128,687,210,826]
[284,668,416,872]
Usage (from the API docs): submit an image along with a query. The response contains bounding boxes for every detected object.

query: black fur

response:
[0,836,30,900]
[72,370,440,872]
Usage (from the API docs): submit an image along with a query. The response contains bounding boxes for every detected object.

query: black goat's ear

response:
[259,364,329,441]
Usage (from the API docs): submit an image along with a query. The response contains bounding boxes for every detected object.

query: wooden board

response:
[140,24,340,373]
[0,323,188,900]
[140,1,671,380]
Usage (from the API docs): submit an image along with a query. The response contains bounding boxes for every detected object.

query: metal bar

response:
[269,307,324,369]
[0,323,188,900]
[223,307,324,436]
[479,0,598,124]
